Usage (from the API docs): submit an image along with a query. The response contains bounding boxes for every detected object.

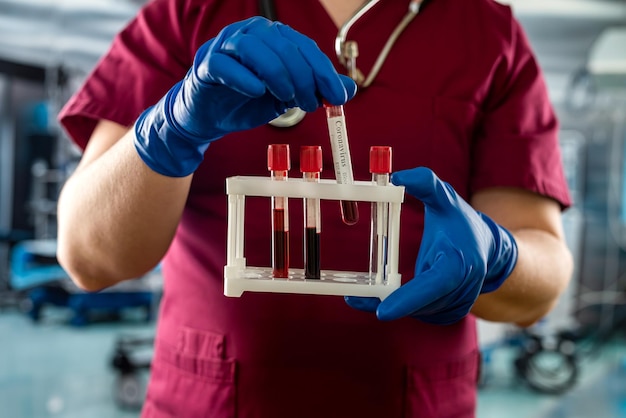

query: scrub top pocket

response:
[404,349,480,418]
[142,327,237,418]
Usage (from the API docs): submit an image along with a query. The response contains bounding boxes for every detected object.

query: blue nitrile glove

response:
[134,16,357,177]
[345,167,518,325]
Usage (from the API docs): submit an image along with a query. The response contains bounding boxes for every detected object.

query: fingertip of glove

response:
[340,75,358,101]
[375,304,397,322]
[391,167,442,194]
[390,167,418,186]
[322,75,357,106]
[390,171,403,186]
[344,296,379,313]
[375,311,392,321]
[344,295,361,309]
[340,74,358,100]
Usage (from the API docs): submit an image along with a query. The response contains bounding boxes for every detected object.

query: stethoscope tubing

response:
[335,0,382,69]
[257,0,427,127]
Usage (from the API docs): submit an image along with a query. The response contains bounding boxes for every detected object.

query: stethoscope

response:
[259,0,427,128]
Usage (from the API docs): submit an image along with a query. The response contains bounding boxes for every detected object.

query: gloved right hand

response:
[345,167,518,325]
[135,16,357,177]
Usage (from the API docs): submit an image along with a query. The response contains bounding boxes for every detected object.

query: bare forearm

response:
[57,131,191,290]
[471,228,574,327]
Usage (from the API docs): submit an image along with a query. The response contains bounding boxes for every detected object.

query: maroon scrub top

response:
[59,0,571,416]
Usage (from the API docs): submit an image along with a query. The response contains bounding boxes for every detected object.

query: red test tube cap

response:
[300,146,323,173]
[370,146,392,174]
[268,144,291,171]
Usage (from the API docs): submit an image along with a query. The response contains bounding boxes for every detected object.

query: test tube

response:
[369,146,392,284]
[268,144,290,278]
[300,146,323,279]
[323,102,359,226]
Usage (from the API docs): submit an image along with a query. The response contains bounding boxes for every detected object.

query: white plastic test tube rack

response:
[224,176,405,299]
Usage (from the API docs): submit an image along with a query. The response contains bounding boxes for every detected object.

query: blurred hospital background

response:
[1,0,626,416]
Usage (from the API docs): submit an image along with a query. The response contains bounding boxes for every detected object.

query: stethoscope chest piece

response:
[269,107,307,128]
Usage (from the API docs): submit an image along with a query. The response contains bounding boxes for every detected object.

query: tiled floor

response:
[1,302,626,418]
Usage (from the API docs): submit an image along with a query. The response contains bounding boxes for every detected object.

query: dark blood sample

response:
[340,200,359,226]
[305,227,320,279]
[272,208,289,278]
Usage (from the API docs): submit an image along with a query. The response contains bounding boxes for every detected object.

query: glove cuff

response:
[480,214,519,294]
[134,84,211,177]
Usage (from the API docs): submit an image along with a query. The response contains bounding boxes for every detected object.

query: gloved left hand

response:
[345,167,518,325]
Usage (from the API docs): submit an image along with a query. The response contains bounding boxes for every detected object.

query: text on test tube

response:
[323,102,359,226]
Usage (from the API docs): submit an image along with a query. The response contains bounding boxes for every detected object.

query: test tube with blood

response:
[300,145,323,279]
[323,102,359,226]
[268,144,290,278]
